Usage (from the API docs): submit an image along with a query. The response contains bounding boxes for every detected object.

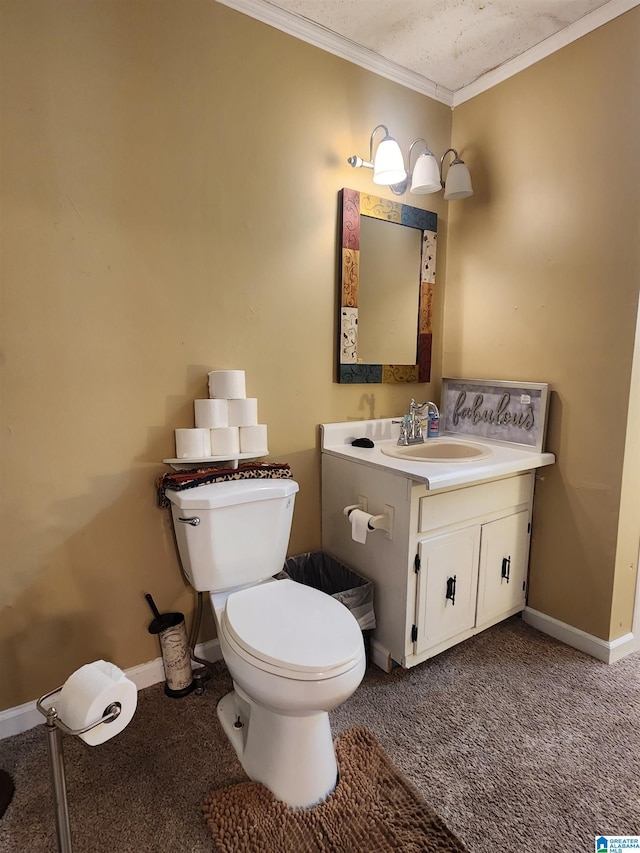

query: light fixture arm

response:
[346,155,373,169]
[408,138,430,171]
[368,124,390,162]
[439,148,461,188]
[347,124,391,171]
[439,147,474,199]
[347,125,402,179]
[346,125,393,171]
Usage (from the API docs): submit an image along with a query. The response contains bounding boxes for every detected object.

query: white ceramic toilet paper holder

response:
[343,503,393,537]
[36,687,122,853]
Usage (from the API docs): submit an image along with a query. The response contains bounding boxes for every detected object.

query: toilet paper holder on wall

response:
[343,503,393,537]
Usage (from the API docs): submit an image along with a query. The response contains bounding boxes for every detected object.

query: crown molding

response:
[214,0,454,107]
[453,0,640,106]
[216,0,639,111]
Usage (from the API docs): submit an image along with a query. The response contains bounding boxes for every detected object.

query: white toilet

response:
[165,478,366,808]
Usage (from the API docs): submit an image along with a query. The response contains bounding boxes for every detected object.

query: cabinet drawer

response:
[419,473,533,534]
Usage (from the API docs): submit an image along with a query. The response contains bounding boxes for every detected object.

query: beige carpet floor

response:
[1,616,639,852]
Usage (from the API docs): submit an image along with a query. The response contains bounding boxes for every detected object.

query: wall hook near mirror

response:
[347,126,473,200]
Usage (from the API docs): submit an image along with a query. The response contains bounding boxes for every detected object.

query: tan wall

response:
[447,10,640,641]
[0,0,452,709]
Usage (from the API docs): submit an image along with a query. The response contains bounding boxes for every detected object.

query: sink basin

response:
[381,438,494,463]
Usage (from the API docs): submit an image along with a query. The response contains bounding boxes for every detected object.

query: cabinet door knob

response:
[501,556,511,583]
[446,575,457,605]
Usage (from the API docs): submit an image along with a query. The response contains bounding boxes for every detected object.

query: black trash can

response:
[279,551,375,660]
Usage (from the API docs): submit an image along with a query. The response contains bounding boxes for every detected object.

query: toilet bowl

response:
[212,579,365,807]
[164,479,366,808]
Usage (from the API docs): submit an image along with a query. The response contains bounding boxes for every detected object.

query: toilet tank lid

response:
[165,478,298,509]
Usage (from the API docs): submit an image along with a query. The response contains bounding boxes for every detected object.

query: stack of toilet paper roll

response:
[174,369,269,459]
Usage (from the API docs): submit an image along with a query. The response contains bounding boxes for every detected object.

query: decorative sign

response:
[441,378,550,452]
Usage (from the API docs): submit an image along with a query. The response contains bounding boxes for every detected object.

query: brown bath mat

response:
[202,726,468,852]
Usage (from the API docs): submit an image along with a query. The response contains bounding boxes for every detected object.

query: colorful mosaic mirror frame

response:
[338,188,437,384]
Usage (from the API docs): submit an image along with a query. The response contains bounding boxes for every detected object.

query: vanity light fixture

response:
[347,124,406,187]
[347,127,473,200]
[407,139,441,195]
[440,148,473,200]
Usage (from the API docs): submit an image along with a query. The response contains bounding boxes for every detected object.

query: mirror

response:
[338,188,438,384]
[358,216,421,364]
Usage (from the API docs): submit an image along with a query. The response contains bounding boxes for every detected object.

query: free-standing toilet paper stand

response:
[36,687,122,853]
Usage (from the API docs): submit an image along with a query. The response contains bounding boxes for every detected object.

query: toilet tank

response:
[165,479,299,592]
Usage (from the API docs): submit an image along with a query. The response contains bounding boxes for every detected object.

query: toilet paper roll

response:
[208,370,246,400]
[228,398,258,427]
[210,426,240,456]
[350,508,373,544]
[194,399,229,429]
[55,660,137,747]
[239,424,268,455]
[175,428,212,459]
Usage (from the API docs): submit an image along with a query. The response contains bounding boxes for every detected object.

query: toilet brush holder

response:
[145,594,195,698]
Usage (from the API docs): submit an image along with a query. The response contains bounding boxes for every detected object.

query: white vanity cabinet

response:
[414,499,531,660]
[321,451,537,672]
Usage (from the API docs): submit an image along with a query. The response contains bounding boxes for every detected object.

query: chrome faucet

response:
[394,399,440,445]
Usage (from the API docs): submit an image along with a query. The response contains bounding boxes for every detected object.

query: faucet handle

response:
[392,417,409,445]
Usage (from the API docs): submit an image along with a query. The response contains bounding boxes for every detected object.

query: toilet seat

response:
[221,580,364,681]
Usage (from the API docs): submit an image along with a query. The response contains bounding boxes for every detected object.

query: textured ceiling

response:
[241,0,634,96]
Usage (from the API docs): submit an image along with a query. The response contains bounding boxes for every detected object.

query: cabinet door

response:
[476,510,529,627]
[415,526,480,655]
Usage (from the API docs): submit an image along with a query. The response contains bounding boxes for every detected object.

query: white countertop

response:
[320,418,555,491]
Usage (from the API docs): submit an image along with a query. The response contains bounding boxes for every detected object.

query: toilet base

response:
[217,687,338,809]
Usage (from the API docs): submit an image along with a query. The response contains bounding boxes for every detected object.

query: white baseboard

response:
[0,639,222,741]
[369,637,393,673]
[523,607,636,664]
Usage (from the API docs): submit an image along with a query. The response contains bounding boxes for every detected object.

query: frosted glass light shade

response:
[444,161,473,200]
[410,151,441,194]
[373,137,406,186]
